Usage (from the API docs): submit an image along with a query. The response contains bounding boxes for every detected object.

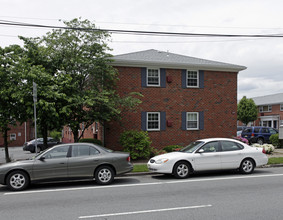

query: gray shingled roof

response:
[112,49,246,72]
[252,93,283,105]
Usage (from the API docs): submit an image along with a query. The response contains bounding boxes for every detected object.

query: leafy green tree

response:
[0,45,27,162]
[19,37,71,148]
[237,96,258,125]
[38,18,141,142]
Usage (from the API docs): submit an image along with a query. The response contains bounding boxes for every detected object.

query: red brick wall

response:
[0,121,34,147]
[105,66,238,150]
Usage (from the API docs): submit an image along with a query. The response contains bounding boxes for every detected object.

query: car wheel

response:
[240,158,255,174]
[6,170,30,191]
[257,138,264,145]
[95,166,114,185]
[173,161,191,179]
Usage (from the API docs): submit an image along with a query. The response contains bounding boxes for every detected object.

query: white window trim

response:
[259,105,272,113]
[146,68,160,87]
[186,112,199,130]
[280,104,283,111]
[147,112,160,131]
[186,70,199,88]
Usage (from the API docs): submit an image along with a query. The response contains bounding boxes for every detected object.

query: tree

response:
[19,37,70,149]
[38,18,141,142]
[237,96,258,125]
[0,45,26,162]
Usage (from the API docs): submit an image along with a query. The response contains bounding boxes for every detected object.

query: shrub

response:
[252,143,275,154]
[120,130,152,160]
[79,138,102,146]
[270,134,279,147]
[233,136,249,145]
[163,145,182,152]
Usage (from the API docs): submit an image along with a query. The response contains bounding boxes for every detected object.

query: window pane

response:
[147,69,159,85]
[147,113,160,130]
[187,112,198,129]
[187,71,198,87]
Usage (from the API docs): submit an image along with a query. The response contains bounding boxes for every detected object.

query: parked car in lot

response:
[241,126,278,145]
[237,126,246,137]
[147,138,268,179]
[0,143,133,191]
[23,137,60,153]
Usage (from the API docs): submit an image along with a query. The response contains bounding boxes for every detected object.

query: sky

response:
[1,0,283,100]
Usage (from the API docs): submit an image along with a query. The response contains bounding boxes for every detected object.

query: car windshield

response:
[179,141,204,153]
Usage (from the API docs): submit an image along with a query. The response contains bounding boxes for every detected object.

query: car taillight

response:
[252,133,254,137]
[127,156,131,162]
[262,148,266,154]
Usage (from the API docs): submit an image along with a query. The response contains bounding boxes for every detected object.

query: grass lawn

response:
[268,157,283,165]
[132,164,148,172]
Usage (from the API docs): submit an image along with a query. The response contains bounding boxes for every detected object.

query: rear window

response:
[243,128,252,133]
[261,128,269,133]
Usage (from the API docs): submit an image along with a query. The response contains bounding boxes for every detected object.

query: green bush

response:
[79,138,102,146]
[270,134,279,147]
[163,145,182,153]
[119,130,152,160]
[50,130,62,140]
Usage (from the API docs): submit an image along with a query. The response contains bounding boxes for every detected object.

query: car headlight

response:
[155,158,169,164]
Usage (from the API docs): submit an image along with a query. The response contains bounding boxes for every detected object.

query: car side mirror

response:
[39,156,46,161]
[198,149,204,153]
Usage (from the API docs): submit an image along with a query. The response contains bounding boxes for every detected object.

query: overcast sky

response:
[1,0,283,99]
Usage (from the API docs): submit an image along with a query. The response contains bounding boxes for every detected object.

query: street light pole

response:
[33,81,38,154]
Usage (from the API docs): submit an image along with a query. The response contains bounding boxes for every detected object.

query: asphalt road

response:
[1,167,283,220]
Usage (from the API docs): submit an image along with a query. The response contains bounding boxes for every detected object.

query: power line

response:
[1,20,283,38]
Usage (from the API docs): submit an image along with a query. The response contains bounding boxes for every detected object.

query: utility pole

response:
[33,81,38,154]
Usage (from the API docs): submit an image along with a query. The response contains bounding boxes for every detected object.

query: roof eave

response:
[111,60,247,72]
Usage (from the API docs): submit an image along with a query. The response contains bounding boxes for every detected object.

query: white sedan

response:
[147,138,268,178]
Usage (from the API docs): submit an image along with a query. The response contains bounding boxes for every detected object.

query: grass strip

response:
[268,157,283,165]
[132,164,148,172]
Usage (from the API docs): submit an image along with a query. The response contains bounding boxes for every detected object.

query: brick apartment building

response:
[104,49,246,150]
[251,93,283,129]
[4,49,246,149]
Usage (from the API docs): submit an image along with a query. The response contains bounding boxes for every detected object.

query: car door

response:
[219,141,244,169]
[193,141,221,171]
[261,127,270,142]
[67,145,100,179]
[32,145,70,181]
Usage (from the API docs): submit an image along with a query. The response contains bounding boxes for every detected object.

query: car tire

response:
[6,170,30,191]
[257,138,264,145]
[94,166,114,185]
[173,161,191,179]
[239,158,255,174]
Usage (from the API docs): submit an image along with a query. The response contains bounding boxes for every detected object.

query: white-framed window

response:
[280,104,283,111]
[10,133,16,141]
[147,112,160,131]
[186,112,199,130]
[187,70,199,88]
[259,105,272,113]
[147,68,160,86]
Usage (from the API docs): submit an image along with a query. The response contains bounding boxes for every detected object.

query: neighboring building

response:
[62,122,103,143]
[251,93,283,129]
[0,121,34,147]
[104,49,246,150]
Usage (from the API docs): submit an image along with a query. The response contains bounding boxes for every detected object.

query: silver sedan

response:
[0,143,133,191]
